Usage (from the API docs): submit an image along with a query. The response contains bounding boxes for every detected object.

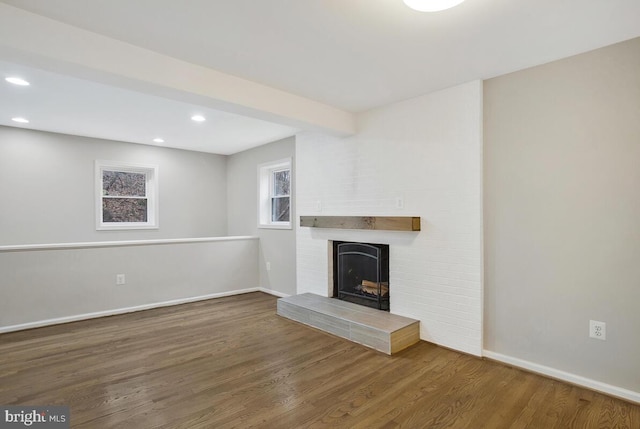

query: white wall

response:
[0,126,228,245]
[296,81,483,356]
[227,137,296,296]
[0,238,259,330]
[484,37,640,396]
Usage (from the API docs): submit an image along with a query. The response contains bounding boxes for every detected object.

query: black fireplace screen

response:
[333,241,389,311]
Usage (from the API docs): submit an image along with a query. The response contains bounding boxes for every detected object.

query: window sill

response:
[258,224,292,230]
[97,224,159,231]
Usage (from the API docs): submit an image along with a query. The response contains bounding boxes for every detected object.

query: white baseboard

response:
[0,287,267,334]
[258,287,291,298]
[483,350,640,404]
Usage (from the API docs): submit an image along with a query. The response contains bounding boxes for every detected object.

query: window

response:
[95,160,158,230]
[259,158,292,229]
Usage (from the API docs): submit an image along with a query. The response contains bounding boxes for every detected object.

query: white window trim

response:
[95,160,159,230]
[258,158,292,230]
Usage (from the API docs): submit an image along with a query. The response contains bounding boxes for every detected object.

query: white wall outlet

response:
[316,200,322,212]
[395,197,404,209]
[266,262,271,271]
[116,274,126,285]
[589,320,606,340]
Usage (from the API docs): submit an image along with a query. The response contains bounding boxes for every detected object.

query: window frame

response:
[95,160,159,231]
[258,158,292,230]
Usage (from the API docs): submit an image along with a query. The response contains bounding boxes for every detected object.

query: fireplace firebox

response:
[333,241,390,311]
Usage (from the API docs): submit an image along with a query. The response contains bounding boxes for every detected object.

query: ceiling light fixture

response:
[5,77,30,86]
[191,115,206,122]
[153,138,165,143]
[403,0,466,12]
[11,117,29,123]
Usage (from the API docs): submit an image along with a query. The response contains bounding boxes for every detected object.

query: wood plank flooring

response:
[0,292,638,428]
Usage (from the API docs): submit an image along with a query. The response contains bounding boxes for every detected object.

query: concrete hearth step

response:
[277,293,420,355]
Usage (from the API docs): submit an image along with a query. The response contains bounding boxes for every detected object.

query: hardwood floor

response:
[0,292,638,428]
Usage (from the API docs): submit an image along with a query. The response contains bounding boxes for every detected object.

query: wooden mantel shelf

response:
[299,216,420,232]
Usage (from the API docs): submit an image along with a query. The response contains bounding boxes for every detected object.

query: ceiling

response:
[0,60,299,155]
[1,0,640,154]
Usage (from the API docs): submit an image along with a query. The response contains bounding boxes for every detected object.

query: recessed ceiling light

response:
[191,115,206,122]
[12,117,29,123]
[5,77,30,86]
[153,138,165,143]
[403,0,466,12]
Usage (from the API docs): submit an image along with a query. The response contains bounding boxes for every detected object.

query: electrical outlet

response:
[116,274,126,285]
[396,197,404,209]
[589,320,606,340]
[266,262,271,271]
[316,200,322,212]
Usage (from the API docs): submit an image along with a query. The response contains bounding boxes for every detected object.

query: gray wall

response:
[227,136,296,296]
[0,238,259,329]
[0,126,228,245]
[484,37,640,392]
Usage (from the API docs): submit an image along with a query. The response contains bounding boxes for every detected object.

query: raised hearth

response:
[277,293,420,355]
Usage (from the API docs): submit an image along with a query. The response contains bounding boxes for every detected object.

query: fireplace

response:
[332,241,390,311]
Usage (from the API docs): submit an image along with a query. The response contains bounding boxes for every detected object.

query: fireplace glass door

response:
[334,241,389,311]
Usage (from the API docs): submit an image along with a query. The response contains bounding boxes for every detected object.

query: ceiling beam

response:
[0,4,356,136]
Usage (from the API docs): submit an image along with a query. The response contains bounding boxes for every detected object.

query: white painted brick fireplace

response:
[295,81,483,356]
